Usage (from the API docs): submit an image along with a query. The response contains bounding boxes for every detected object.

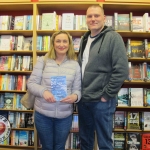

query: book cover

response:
[114,132,126,149]
[118,88,129,106]
[23,37,32,50]
[130,88,143,106]
[114,111,125,129]
[105,15,114,27]
[146,89,150,106]
[3,93,14,109]
[14,16,24,30]
[118,14,130,31]
[41,12,56,30]
[18,131,28,146]
[127,112,141,130]
[0,93,4,108]
[62,13,74,30]
[131,45,144,58]
[132,16,143,32]
[73,38,81,51]
[132,63,142,80]
[142,133,150,150]
[50,76,67,101]
[143,112,150,131]
[126,133,141,150]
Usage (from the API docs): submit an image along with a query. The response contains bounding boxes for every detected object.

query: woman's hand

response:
[61,94,78,103]
[43,90,56,103]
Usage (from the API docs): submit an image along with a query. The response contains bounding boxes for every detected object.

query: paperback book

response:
[50,76,67,101]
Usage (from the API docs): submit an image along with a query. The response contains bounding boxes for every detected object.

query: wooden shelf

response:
[0,109,33,112]
[0,30,33,36]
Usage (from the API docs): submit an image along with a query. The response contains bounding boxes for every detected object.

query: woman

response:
[27,30,81,150]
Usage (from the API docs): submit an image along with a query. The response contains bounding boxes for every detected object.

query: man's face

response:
[86,7,105,33]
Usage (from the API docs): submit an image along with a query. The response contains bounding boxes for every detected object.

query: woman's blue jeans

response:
[77,98,116,150]
[34,111,72,150]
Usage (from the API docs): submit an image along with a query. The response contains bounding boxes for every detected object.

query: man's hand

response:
[101,97,107,102]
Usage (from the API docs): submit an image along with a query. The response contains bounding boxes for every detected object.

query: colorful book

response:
[50,76,67,101]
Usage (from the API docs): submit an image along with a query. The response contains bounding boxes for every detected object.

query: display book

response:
[0,2,35,150]
[103,2,150,150]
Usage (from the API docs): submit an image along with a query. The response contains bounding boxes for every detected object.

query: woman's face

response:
[54,33,69,56]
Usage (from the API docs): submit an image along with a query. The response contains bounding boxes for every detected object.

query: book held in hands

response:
[50,76,67,101]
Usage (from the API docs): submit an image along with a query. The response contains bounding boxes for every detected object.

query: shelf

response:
[117,31,150,38]
[113,129,150,132]
[11,128,34,131]
[37,30,87,37]
[103,3,150,12]
[128,58,150,62]
[0,3,33,11]
[0,145,34,148]
[37,2,98,11]
[0,109,33,112]
[0,30,33,36]
[0,90,26,93]
[124,80,150,85]
[0,51,33,55]
[0,71,32,75]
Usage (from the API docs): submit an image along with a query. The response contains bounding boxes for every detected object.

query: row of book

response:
[0,15,33,30]
[128,62,150,81]
[111,132,150,150]
[0,55,33,71]
[0,35,33,51]
[114,111,150,131]
[36,35,81,51]
[105,12,150,32]
[0,111,34,129]
[37,12,88,31]
[0,130,34,146]
[0,75,27,91]
[0,93,27,110]
[126,39,150,58]
[118,88,150,107]
[65,133,80,149]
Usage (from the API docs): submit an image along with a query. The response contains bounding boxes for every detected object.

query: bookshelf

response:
[0,1,150,150]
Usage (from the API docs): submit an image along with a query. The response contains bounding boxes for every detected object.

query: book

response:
[132,16,143,32]
[131,63,142,80]
[146,89,150,106]
[3,93,14,109]
[117,88,129,106]
[62,13,74,30]
[142,133,150,150]
[23,37,32,50]
[114,132,126,149]
[114,111,125,129]
[143,112,150,131]
[105,15,114,27]
[18,131,28,146]
[14,16,24,30]
[73,38,81,51]
[131,45,144,58]
[41,12,56,30]
[118,14,130,31]
[50,76,67,101]
[127,112,141,130]
[130,88,143,106]
[126,132,141,150]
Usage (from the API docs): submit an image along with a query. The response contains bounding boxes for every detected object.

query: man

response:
[78,4,128,150]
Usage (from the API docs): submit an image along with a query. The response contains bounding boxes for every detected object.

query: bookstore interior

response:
[0,0,150,149]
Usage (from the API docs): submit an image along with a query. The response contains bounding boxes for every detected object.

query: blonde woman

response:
[27,31,81,150]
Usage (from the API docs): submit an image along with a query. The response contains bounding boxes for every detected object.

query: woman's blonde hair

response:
[47,30,77,60]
